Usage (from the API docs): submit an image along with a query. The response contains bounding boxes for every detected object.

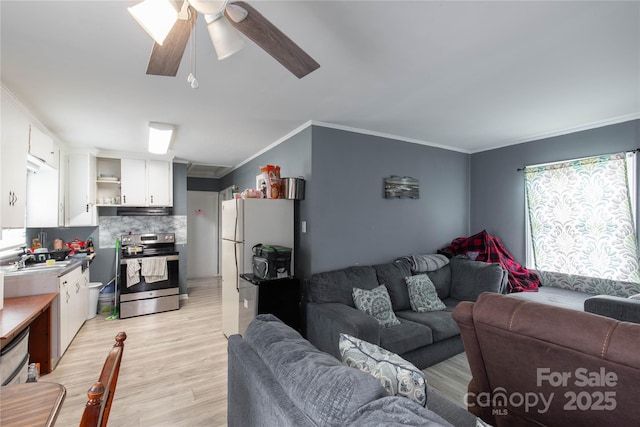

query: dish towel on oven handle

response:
[126,259,141,287]
[141,256,168,283]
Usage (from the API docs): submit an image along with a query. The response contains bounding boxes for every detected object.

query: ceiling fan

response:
[129,0,320,79]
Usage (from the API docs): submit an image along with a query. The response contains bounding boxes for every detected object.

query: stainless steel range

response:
[119,232,180,318]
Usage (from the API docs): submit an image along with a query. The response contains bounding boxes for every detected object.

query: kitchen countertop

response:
[0,253,95,278]
[0,293,58,349]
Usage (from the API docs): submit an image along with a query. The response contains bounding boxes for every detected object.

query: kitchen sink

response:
[23,260,73,270]
[1,260,77,276]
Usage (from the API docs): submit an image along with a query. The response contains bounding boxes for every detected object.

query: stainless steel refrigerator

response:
[221,198,294,337]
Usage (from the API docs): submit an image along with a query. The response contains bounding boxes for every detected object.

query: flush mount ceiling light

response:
[128,0,178,45]
[148,122,174,154]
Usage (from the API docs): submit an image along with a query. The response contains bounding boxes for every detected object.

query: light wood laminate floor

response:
[423,352,473,408]
[42,277,228,427]
[42,277,471,426]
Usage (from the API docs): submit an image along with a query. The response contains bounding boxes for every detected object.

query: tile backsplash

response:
[99,215,187,248]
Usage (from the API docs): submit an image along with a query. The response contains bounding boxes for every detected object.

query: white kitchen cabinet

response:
[26,166,59,227]
[57,149,67,226]
[1,95,29,228]
[58,266,86,355]
[67,153,97,226]
[58,277,69,353]
[147,160,173,206]
[120,158,146,206]
[28,125,57,167]
[25,124,61,227]
[82,267,90,320]
[3,262,88,368]
[121,158,172,206]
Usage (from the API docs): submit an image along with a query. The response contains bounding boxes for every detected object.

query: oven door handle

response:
[120,254,179,264]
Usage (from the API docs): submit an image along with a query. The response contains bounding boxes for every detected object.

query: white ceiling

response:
[2,1,639,177]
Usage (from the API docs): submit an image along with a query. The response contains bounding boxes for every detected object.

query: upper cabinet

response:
[68,153,97,226]
[105,157,173,207]
[146,160,173,206]
[26,164,60,227]
[1,96,29,228]
[26,126,61,228]
[120,158,146,206]
[28,125,57,167]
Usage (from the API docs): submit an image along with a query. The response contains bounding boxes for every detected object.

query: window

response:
[0,228,27,261]
[524,152,639,283]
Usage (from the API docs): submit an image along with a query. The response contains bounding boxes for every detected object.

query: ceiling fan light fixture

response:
[128,0,178,45]
[205,14,245,60]
[225,4,248,23]
[148,122,174,154]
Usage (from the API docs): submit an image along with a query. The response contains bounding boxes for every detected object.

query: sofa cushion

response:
[309,265,378,306]
[509,285,590,311]
[244,314,388,427]
[426,264,452,299]
[339,333,427,407]
[379,320,433,355]
[441,297,462,310]
[373,260,412,311]
[396,310,461,341]
[450,257,505,301]
[402,254,450,273]
[405,274,447,312]
[353,285,401,327]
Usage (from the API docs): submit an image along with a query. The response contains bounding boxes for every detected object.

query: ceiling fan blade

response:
[225,1,319,79]
[146,6,196,77]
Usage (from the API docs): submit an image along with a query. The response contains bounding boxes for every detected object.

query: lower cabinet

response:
[58,266,87,355]
[4,264,90,367]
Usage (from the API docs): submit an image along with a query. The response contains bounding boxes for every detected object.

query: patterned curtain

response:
[525,153,640,283]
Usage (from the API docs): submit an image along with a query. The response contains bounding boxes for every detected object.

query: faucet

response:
[17,250,35,269]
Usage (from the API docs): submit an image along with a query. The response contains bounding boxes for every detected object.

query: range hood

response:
[116,207,172,216]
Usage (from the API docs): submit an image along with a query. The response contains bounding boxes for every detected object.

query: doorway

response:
[187,191,219,279]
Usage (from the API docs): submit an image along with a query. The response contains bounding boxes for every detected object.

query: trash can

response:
[98,293,115,315]
[88,282,102,319]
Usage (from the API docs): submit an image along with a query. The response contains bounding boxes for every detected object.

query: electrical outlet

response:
[244,298,249,309]
[302,221,307,233]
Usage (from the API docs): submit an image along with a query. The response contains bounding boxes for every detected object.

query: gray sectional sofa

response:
[304,256,507,369]
[227,314,478,427]
[507,270,640,323]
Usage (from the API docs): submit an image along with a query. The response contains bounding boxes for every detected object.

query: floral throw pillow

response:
[339,333,427,407]
[405,274,446,312]
[352,285,401,327]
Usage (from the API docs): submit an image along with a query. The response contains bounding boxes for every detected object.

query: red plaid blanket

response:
[441,230,539,293]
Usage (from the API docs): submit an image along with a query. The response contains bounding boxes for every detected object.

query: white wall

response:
[187,191,219,279]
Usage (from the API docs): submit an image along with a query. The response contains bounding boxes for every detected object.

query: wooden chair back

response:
[79,332,127,427]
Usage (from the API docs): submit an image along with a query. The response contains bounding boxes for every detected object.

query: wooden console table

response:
[1,293,57,374]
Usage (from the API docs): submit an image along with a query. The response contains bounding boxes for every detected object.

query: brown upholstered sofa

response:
[452,292,640,427]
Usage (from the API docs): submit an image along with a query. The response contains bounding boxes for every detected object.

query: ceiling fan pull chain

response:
[188,8,199,90]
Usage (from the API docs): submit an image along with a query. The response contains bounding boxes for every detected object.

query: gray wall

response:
[221,125,470,278]
[172,163,188,294]
[308,126,470,274]
[221,126,313,277]
[470,119,640,263]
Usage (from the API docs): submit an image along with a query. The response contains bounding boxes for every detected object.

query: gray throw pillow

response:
[352,285,401,327]
[405,274,446,312]
[629,293,640,300]
[339,333,427,407]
